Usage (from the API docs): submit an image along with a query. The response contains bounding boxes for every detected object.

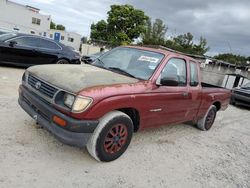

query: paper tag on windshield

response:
[138,56,159,63]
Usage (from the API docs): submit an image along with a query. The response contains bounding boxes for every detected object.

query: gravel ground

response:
[0,65,249,188]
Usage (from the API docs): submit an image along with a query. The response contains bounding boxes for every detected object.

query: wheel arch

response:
[116,108,140,132]
[55,57,70,64]
[213,101,221,111]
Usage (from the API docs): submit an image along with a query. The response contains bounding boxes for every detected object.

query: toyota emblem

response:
[35,81,41,89]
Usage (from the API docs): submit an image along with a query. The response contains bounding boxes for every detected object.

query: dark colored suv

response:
[231,82,250,107]
[0,33,81,67]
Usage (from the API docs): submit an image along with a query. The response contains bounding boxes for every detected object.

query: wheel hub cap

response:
[104,124,128,154]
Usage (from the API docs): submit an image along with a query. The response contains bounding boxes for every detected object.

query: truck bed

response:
[199,82,231,113]
[201,82,223,89]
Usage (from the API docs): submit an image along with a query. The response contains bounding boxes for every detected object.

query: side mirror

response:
[160,77,179,86]
[9,41,17,47]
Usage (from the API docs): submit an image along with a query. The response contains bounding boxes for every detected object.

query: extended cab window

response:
[161,58,187,86]
[190,61,199,86]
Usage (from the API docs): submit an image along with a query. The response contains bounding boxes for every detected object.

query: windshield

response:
[242,82,250,89]
[92,47,165,80]
[0,33,17,42]
[0,31,7,35]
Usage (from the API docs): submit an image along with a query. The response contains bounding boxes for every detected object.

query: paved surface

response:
[0,65,249,188]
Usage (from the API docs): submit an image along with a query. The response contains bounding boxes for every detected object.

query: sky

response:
[12,0,250,56]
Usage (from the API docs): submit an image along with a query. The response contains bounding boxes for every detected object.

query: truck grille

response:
[28,74,58,99]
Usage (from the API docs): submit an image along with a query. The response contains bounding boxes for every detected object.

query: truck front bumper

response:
[18,85,98,148]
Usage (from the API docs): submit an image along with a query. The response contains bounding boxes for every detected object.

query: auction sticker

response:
[138,56,159,63]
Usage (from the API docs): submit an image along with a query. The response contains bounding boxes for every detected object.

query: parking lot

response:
[0,65,249,188]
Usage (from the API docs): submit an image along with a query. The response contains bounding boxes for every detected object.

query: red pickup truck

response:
[18,46,231,162]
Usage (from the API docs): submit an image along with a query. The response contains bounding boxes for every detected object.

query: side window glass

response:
[12,37,39,47]
[161,58,187,86]
[190,61,199,86]
[39,39,61,50]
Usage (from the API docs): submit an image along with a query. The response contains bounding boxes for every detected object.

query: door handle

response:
[183,92,189,97]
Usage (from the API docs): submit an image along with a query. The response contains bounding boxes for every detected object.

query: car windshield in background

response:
[0,33,17,41]
[92,47,165,80]
[242,82,250,89]
[0,31,7,35]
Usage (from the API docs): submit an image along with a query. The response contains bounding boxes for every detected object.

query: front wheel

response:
[196,105,217,131]
[87,111,133,162]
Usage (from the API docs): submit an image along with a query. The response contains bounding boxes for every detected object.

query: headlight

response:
[63,93,92,112]
[22,71,28,83]
[64,93,75,108]
[72,96,93,112]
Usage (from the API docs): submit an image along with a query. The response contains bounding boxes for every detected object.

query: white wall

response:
[81,44,101,55]
[0,0,51,36]
[49,29,81,50]
[0,0,82,50]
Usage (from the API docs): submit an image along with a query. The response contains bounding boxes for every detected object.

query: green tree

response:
[142,19,167,45]
[193,37,210,55]
[56,24,65,31]
[173,32,193,49]
[107,4,148,45]
[164,32,209,55]
[50,21,66,31]
[90,20,108,42]
[90,4,148,46]
[81,36,88,44]
[50,21,56,29]
[214,53,247,65]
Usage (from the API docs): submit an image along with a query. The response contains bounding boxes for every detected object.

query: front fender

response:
[83,94,141,120]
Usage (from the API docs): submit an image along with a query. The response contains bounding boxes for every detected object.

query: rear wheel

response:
[56,59,69,64]
[87,111,133,162]
[197,105,217,131]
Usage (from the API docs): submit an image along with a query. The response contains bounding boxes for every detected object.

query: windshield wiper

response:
[91,58,104,67]
[96,58,105,66]
[91,58,107,69]
[107,67,137,79]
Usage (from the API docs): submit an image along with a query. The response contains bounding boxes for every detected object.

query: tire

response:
[196,105,217,131]
[87,111,133,162]
[230,97,236,105]
[56,59,69,64]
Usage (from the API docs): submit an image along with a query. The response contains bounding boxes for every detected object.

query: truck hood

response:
[27,64,139,93]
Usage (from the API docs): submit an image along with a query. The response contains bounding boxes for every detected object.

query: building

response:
[0,0,51,36]
[49,29,81,50]
[0,0,81,50]
[189,55,250,87]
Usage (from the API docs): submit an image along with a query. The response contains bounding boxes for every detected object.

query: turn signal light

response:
[53,116,67,127]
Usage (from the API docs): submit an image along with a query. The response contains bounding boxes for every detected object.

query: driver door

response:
[143,57,191,128]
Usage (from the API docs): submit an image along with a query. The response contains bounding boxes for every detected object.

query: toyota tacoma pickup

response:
[18,46,231,162]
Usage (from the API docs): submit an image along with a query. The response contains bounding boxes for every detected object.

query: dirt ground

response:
[0,65,249,188]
